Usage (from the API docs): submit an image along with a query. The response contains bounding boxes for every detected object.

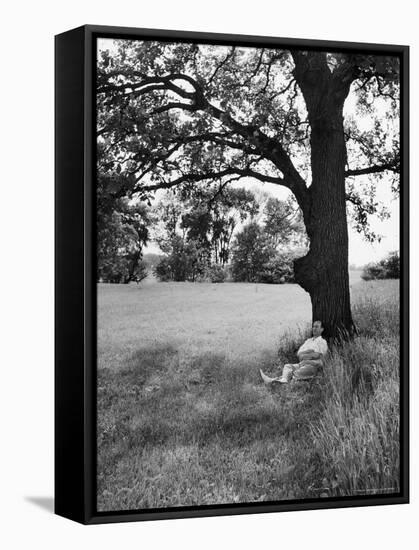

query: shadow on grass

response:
[96,344,324,510]
[98,343,179,385]
[97,344,320,462]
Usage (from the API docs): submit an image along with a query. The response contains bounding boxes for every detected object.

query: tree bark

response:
[292,53,356,340]
[294,126,356,340]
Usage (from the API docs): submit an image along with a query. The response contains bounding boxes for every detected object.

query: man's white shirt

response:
[297,336,328,356]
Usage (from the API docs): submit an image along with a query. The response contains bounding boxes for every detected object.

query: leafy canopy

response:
[97,40,400,241]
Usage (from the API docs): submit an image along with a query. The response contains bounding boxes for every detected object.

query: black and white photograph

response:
[95,34,404,513]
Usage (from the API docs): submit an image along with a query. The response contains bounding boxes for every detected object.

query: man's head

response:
[312,320,324,337]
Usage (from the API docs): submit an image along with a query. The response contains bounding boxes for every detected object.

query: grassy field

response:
[97,276,400,511]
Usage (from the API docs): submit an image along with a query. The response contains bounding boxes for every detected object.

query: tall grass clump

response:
[301,293,400,497]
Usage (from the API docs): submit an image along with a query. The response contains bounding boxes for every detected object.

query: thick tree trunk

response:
[292,77,356,340]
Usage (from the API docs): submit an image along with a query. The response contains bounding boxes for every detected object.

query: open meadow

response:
[97,275,400,511]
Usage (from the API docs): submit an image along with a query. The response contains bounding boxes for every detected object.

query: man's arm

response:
[298,350,323,361]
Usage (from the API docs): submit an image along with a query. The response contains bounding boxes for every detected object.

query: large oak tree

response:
[96,40,400,339]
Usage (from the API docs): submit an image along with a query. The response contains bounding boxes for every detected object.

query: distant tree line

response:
[97,183,308,284]
[151,186,307,283]
[361,251,400,281]
[151,186,255,282]
[97,181,399,286]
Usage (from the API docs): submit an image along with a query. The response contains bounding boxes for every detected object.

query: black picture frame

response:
[55,24,409,525]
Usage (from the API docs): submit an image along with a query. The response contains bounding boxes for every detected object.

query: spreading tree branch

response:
[134,167,284,195]
[208,47,236,84]
[345,162,400,177]
[99,69,311,213]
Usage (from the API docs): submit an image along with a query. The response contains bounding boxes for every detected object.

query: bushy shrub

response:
[361,251,400,281]
[231,222,274,282]
[153,236,207,282]
[231,222,305,284]
[132,260,148,283]
[206,264,227,283]
[97,202,149,284]
[257,254,295,284]
[384,251,401,278]
[153,257,172,282]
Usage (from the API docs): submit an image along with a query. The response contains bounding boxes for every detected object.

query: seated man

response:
[260,320,328,385]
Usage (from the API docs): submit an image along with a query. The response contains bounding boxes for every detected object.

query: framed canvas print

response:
[55,25,409,524]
